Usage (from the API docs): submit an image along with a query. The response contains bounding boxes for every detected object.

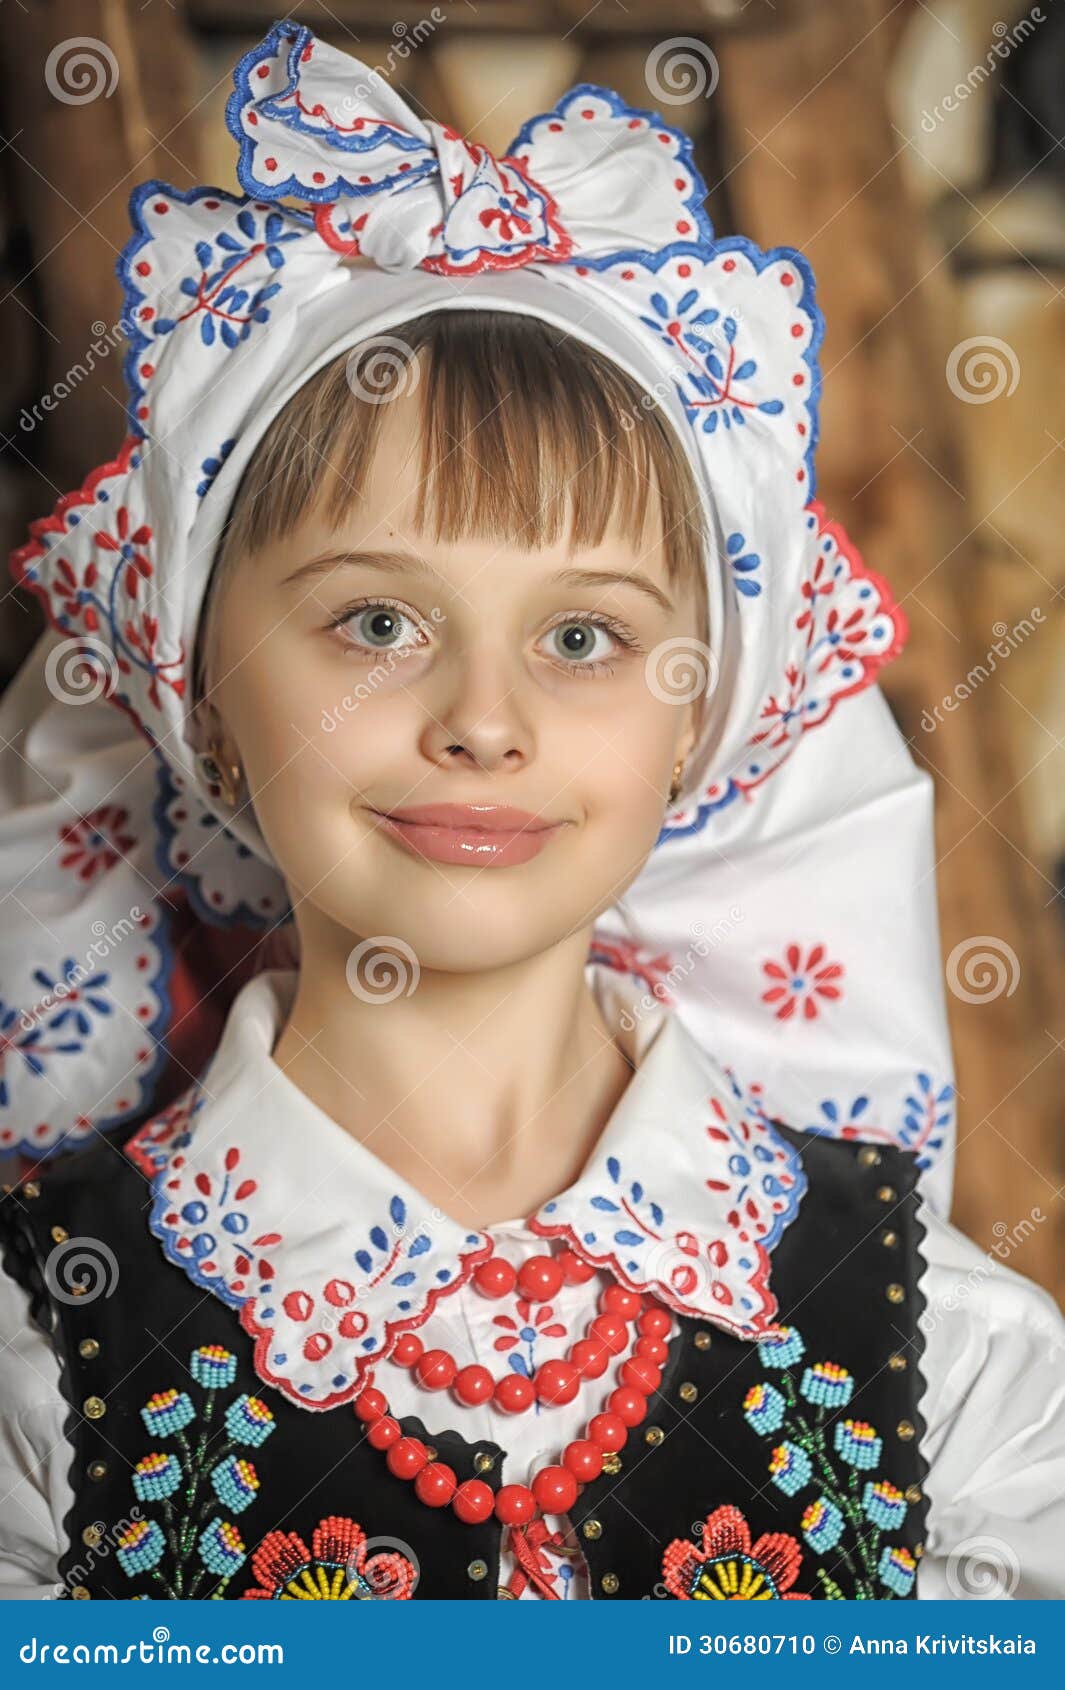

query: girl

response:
[0,22,1062,1603]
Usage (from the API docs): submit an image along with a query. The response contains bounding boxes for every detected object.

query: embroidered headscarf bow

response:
[0,19,954,1217]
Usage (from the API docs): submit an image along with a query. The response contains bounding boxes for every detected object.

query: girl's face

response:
[203,383,704,973]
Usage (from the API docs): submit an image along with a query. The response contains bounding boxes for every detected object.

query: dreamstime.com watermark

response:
[50,1509,142,1599]
[320,612,446,733]
[619,913,744,1033]
[17,908,143,1035]
[336,10,445,110]
[919,8,1045,135]
[920,609,1045,731]
[20,1628,285,1664]
[19,315,136,434]
[919,1205,1045,1336]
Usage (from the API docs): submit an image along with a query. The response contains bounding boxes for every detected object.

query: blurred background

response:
[1,0,1062,1303]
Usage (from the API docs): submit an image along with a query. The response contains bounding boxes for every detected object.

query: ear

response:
[187,697,231,758]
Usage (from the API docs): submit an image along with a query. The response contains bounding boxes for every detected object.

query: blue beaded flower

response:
[800,1361,854,1411]
[834,1419,882,1470]
[224,1393,276,1448]
[769,1440,812,1496]
[116,1518,167,1577]
[863,1479,908,1530]
[199,1518,246,1578]
[131,1451,183,1503]
[189,1344,238,1390]
[743,1381,786,1436]
[210,1455,260,1514]
[756,1325,805,1369]
[878,1544,917,1597]
[801,1496,845,1554]
[140,1389,195,1438]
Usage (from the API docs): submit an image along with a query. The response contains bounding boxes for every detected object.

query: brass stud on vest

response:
[887,1353,908,1371]
[858,1147,882,1168]
[896,1420,916,1440]
[644,1426,665,1446]
[473,1450,495,1474]
[693,1329,712,1350]
[905,1484,923,1504]
[466,1559,488,1581]
[678,1381,698,1404]
[602,1453,622,1475]
[82,1396,106,1420]
[913,1542,924,1559]
[1,1183,12,1195]
[497,1585,517,1599]
[22,1181,41,1199]
[876,1184,897,1204]
[600,1572,620,1594]
[881,1229,899,1248]
[423,1445,437,1463]
[78,1338,100,1361]
[82,1524,104,1548]
[581,1518,603,1540]
[87,1460,108,1482]
[70,1586,92,1600]
[51,1225,69,1244]
[886,1283,905,1304]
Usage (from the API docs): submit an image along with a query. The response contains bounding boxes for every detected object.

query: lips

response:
[368,803,567,867]
[376,803,559,833]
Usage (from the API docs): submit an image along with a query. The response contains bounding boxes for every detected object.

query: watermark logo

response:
[345,336,421,405]
[946,335,1020,404]
[345,937,421,1003]
[45,37,119,105]
[44,637,119,706]
[645,637,718,707]
[945,935,1020,1004]
[645,37,720,105]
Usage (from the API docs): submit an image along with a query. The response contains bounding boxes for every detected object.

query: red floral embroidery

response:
[242,1515,416,1600]
[96,505,153,598]
[58,806,135,881]
[662,1503,810,1600]
[761,943,844,1022]
[492,1297,568,1353]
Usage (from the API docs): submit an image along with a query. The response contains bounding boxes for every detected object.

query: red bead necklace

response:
[352,1246,674,1535]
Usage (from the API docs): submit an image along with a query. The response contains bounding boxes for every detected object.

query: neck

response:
[269,925,635,1231]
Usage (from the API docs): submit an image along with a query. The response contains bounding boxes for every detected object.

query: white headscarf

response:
[0,20,954,1212]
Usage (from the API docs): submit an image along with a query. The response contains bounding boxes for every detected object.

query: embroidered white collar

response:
[127,966,806,1410]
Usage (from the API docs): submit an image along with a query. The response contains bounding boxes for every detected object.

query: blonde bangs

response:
[196,309,709,699]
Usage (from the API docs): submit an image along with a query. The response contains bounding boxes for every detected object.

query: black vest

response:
[0,1125,930,1601]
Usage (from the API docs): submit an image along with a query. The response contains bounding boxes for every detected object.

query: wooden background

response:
[1,0,1062,1303]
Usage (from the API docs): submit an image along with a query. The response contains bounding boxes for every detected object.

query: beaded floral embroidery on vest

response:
[660,1323,918,1600]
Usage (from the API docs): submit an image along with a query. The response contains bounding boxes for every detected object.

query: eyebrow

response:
[281,549,674,612]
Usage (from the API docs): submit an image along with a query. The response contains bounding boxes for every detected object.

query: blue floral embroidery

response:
[900,1073,953,1169]
[726,531,762,598]
[742,1324,917,1599]
[197,437,237,498]
[120,1347,273,1598]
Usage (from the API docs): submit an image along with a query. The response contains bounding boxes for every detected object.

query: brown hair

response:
[193,308,710,712]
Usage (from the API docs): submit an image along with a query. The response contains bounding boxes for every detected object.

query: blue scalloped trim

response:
[140,1125,248,1313]
[116,175,314,439]
[10,898,175,1161]
[151,756,286,931]
[509,79,716,249]
[226,19,435,205]
[560,236,823,500]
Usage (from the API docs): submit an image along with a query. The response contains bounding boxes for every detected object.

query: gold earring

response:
[197,747,243,808]
[667,757,685,806]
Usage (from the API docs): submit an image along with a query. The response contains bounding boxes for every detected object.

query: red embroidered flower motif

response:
[493,1297,568,1354]
[242,1515,416,1600]
[662,1504,810,1600]
[58,806,135,881]
[96,505,153,598]
[761,943,844,1022]
[52,555,100,631]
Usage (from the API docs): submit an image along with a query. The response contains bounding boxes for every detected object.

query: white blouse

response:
[1,969,1064,1601]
